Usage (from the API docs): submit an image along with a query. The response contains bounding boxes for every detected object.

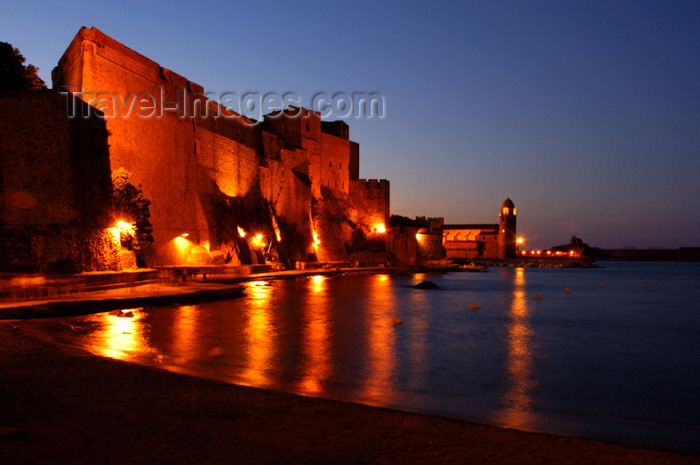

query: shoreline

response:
[0,262,597,320]
[1,323,697,464]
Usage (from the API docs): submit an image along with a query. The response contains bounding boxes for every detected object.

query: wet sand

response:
[1,323,697,465]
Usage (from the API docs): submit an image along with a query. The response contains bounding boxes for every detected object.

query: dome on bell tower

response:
[502,198,515,209]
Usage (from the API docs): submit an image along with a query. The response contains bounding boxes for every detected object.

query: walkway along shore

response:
[0,266,392,320]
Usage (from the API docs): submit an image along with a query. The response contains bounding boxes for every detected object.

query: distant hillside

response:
[550,237,700,261]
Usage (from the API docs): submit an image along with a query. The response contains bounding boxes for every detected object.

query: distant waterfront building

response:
[442,198,517,259]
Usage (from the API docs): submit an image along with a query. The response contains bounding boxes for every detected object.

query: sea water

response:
[23,261,700,452]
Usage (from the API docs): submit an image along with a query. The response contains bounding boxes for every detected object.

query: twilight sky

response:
[3,0,699,249]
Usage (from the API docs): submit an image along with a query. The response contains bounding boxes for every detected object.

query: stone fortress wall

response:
[50,27,390,267]
[349,179,390,233]
[0,90,118,272]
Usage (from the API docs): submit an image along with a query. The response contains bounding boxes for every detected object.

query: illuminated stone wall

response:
[349,179,390,233]
[52,27,391,266]
[388,227,420,264]
[53,28,210,266]
[417,231,446,262]
[0,90,118,272]
[320,127,351,193]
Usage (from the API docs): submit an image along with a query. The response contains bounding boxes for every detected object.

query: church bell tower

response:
[498,198,517,259]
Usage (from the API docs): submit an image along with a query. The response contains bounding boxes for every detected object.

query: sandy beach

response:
[1,323,697,465]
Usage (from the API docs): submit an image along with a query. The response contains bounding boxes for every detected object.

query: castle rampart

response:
[44,27,390,267]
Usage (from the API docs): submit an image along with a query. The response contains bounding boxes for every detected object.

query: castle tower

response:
[498,198,517,259]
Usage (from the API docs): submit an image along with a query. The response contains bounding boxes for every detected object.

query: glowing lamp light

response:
[115,220,136,245]
[516,237,524,244]
[415,233,422,240]
[374,223,386,234]
[116,220,135,235]
[250,233,265,249]
[237,226,246,238]
[173,235,191,252]
[180,233,189,238]
[313,231,321,245]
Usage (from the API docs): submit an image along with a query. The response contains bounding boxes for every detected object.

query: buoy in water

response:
[535,294,543,300]
[392,317,402,326]
[565,287,571,294]
[676,276,681,281]
[600,283,606,288]
[469,303,479,310]
[644,279,649,284]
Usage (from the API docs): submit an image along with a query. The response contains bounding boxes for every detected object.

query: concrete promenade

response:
[0,265,395,320]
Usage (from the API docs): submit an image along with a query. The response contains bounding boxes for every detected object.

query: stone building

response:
[49,27,390,268]
[389,216,445,265]
[442,198,517,259]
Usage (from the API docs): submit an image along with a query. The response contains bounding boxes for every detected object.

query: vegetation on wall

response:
[112,168,154,250]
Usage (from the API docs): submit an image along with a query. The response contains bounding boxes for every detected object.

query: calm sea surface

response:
[23,261,700,452]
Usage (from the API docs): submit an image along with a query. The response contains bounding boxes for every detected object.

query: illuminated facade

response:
[443,198,517,259]
[50,27,390,267]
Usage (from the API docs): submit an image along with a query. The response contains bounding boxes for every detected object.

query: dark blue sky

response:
[4,1,699,248]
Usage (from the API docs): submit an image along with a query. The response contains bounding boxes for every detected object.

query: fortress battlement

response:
[354,179,390,190]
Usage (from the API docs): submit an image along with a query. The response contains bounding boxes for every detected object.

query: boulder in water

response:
[413,280,439,290]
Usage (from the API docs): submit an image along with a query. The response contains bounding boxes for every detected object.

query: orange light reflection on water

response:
[240,281,275,387]
[499,267,536,429]
[84,308,151,360]
[297,275,331,395]
[405,280,429,389]
[361,274,398,402]
[169,305,199,365]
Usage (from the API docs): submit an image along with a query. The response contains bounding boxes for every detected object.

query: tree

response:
[112,168,154,250]
[0,42,46,90]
